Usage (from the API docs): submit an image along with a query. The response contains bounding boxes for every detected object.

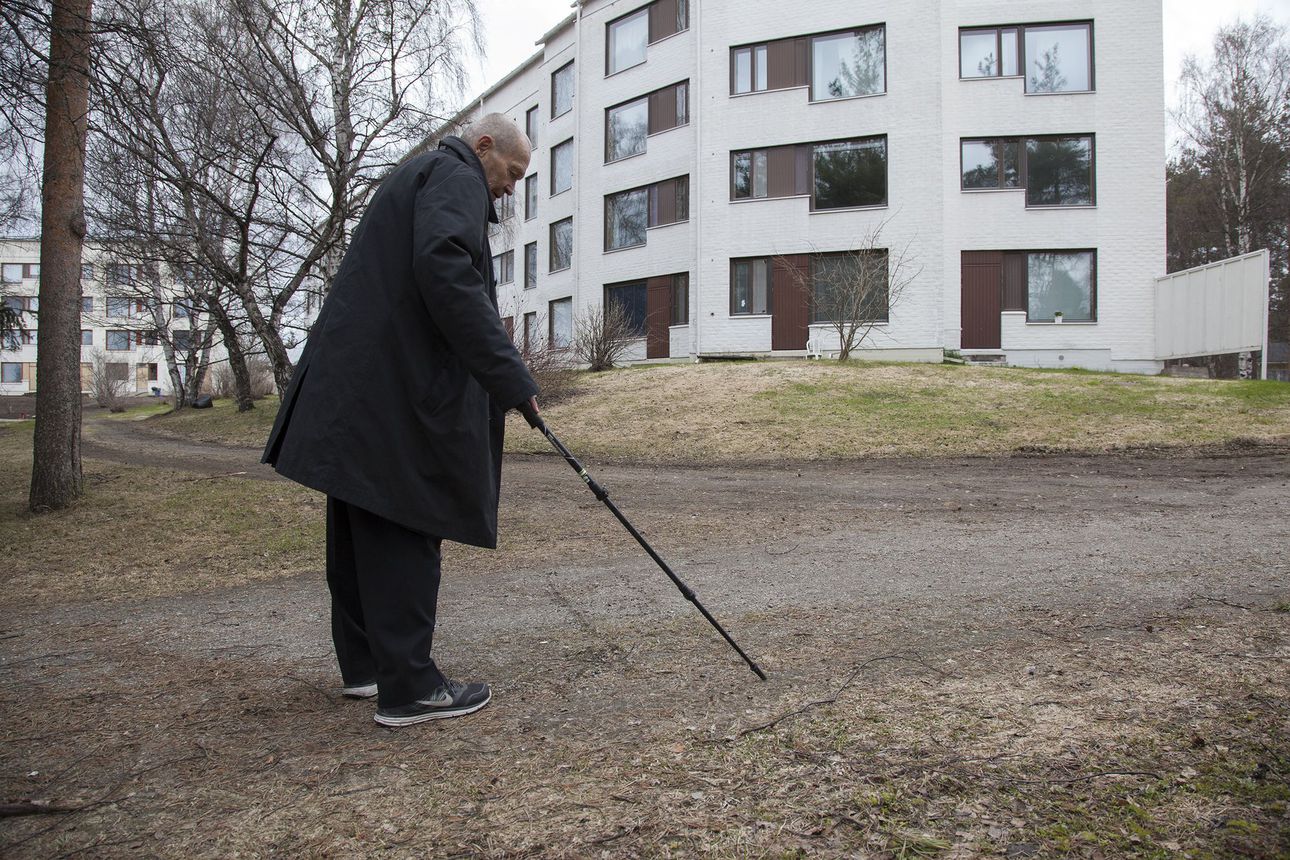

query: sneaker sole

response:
[373,693,491,727]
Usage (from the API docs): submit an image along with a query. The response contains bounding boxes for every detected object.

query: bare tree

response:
[218,0,483,395]
[0,0,48,234]
[30,0,93,512]
[574,302,636,372]
[1172,15,1290,365]
[86,347,128,409]
[778,220,921,361]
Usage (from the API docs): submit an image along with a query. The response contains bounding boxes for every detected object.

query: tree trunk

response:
[205,296,255,412]
[30,0,93,513]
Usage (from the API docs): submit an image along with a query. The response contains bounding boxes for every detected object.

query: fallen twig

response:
[0,802,84,818]
[734,654,906,738]
[1001,769,1162,786]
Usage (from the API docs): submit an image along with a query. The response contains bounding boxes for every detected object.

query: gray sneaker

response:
[374,679,492,727]
[341,681,378,699]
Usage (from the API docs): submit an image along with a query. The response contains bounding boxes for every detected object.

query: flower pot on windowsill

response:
[1053,312,1064,324]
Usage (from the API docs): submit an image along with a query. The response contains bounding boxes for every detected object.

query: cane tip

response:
[751,664,768,681]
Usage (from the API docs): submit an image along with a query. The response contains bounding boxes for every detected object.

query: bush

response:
[574,302,635,372]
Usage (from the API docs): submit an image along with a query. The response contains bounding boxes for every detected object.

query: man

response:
[263,114,540,727]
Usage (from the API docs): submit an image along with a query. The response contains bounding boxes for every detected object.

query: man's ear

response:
[475,135,494,157]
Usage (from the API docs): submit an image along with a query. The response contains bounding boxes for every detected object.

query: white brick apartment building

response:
[0,238,221,398]
[462,0,1162,372]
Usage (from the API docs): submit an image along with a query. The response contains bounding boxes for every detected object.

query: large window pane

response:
[606,98,648,162]
[552,139,573,195]
[525,242,537,288]
[1024,24,1091,93]
[550,297,573,349]
[671,274,688,325]
[733,48,752,94]
[755,45,768,91]
[812,252,888,323]
[525,175,537,220]
[813,28,885,100]
[1028,252,1094,321]
[1025,137,1093,205]
[106,296,131,317]
[753,150,768,198]
[1000,28,1019,76]
[607,282,648,336]
[813,138,887,209]
[961,139,1021,189]
[608,9,649,74]
[606,189,648,250]
[550,218,573,271]
[107,330,130,350]
[526,106,539,147]
[552,62,575,117]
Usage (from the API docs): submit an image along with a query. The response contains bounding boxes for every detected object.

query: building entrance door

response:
[961,251,1002,350]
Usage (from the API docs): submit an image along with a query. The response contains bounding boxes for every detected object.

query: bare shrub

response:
[515,315,578,405]
[246,359,276,398]
[89,350,130,411]
[574,302,636,372]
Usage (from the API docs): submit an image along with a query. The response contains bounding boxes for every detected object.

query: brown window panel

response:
[648,85,677,135]
[648,0,686,43]
[1001,252,1026,311]
[766,37,808,90]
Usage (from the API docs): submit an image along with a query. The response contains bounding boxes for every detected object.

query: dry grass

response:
[0,421,323,607]
[503,361,1290,463]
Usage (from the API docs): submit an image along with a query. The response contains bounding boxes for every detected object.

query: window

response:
[605,281,647,336]
[1,331,18,350]
[550,218,573,272]
[960,135,1094,205]
[552,61,575,118]
[80,296,94,314]
[605,188,648,250]
[549,297,573,349]
[106,263,141,285]
[174,300,193,319]
[106,362,128,383]
[525,175,538,220]
[671,273,689,325]
[605,176,688,251]
[1025,136,1094,205]
[1,362,20,383]
[552,138,573,195]
[606,97,648,162]
[524,242,538,289]
[607,7,649,74]
[106,296,131,318]
[81,263,94,281]
[106,330,131,351]
[730,25,884,99]
[811,251,889,323]
[960,27,1019,78]
[498,193,515,221]
[730,258,771,315]
[173,330,194,352]
[81,330,92,345]
[493,250,515,284]
[605,81,688,163]
[732,44,768,94]
[523,311,538,352]
[733,137,884,209]
[812,27,885,100]
[1026,251,1095,321]
[144,362,159,381]
[526,105,539,148]
[813,138,887,209]
[1025,23,1092,93]
[139,330,159,347]
[2,295,31,313]
[959,22,1093,93]
[1,263,21,283]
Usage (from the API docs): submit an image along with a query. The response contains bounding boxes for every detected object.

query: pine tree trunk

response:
[30,0,93,512]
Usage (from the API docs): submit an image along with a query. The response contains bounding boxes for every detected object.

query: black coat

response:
[263,137,538,548]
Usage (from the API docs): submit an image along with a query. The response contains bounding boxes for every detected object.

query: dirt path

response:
[2,424,1287,857]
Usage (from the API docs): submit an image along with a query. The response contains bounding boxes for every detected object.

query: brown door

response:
[960,251,1002,350]
[771,255,810,350]
[645,276,671,359]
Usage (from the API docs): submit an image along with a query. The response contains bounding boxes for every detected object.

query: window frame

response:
[524,242,538,289]
[525,174,538,221]
[671,273,689,326]
[605,95,649,163]
[729,257,772,316]
[809,24,888,103]
[526,105,540,148]
[603,281,649,338]
[810,250,890,324]
[604,175,689,252]
[551,60,575,119]
[549,217,574,273]
[548,296,573,350]
[492,250,515,285]
[106,329,131,351]
[81,330,92,346]
[810,135,888,211]
[606,6,650,76]
[958,21,1095,93]
[1023,248,1098,323]
[959,134,1095,206]
[604,80,689,164]
[551,138,574,196]
[0,362,21,383]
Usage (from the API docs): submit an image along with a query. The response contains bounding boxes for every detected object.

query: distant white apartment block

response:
[0,238,219,397]
[453,0,1166,373]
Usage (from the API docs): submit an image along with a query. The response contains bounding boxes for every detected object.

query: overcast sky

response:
[462,0,1290,151]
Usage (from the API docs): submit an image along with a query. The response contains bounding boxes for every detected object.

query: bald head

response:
[463,113,531,159]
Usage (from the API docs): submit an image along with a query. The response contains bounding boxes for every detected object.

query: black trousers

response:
[326,496,446,708]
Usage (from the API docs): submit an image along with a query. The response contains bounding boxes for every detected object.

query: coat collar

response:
[439,136,500,224]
